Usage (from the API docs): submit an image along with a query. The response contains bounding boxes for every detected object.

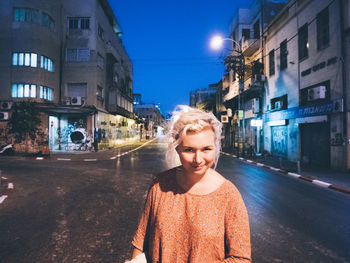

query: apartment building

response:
[221,0,350,170]
[0,0,135,152]
[222,0,287,156]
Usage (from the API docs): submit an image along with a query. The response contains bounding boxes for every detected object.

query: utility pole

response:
[224,53,245,156]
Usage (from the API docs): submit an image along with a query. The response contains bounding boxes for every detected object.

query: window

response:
[12,84,36,98]
[12,52,37,67]
[97,85,103,101]
[253,20,260,39]
[66,48,90,62]
[40,86,53,101]
[271,95,288,111]
[68,17,90,30]
[14,8,55,31]
[280,40,288,70]
[97,53,105,69]
[67,83,87,97]
[269,50,275,76]
[298,23,308,61]
[40,56,54,72]
[98,25,104,40]
[242,28,250,40]
[317,7,329,50]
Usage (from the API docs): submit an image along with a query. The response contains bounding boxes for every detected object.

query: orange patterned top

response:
[132,168,251,263]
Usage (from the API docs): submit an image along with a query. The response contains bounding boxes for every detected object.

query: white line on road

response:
[1,176,8,180]
[256,163,264,166]
[8,183,14,189]
[57,158,71,161]
[0,195,8,204]
[83,159,97,162]
[269,166,280,171]
[312,180,331,188]
[36,157,44,160]
[246,160,253,163]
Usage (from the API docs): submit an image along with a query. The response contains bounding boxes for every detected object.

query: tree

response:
[8,101,42,152]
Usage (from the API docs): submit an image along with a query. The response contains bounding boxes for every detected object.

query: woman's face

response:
[176,127,216,176]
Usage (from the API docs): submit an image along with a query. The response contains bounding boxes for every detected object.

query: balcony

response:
[241,35,260,57]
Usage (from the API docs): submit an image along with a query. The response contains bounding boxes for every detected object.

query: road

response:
[0,139,349,263]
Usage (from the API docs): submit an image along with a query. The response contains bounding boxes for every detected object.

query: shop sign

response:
[265,102,334,122]
[301,56,337,77]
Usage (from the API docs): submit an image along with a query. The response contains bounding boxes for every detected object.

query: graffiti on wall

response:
[271,126,288,157]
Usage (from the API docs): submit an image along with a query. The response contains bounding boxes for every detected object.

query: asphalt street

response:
[0,139,349,263]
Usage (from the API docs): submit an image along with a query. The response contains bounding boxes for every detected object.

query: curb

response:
[221,152,350,195]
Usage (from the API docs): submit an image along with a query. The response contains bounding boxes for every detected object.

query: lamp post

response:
[210,35,245,157]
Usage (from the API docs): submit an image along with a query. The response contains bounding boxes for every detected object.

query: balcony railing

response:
[241,34,260,56]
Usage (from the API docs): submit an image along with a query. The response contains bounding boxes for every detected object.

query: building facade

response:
[221,0,350,170]
[133,103,166,139]
[0,0,136,152]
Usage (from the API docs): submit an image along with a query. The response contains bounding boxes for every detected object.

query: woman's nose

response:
[194,151,203,164]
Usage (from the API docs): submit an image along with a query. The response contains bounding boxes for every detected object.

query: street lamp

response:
[210,35,246,157]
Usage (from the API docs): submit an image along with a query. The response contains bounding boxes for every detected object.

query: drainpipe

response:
[296,5,302,174]
[339,0,349,170]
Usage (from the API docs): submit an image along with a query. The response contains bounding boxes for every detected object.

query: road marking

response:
[83,159,97,162]
[269,166,280,171]
[256,163,264,166]
[0,195,8,204]
[246,160,253,163]
[8,183,14,189]
[1,176,8,180]
[57,158,71,161]
[111,139,156,159]
[239,157,244,161]
[36,157,44,160]
[312,180,331,188]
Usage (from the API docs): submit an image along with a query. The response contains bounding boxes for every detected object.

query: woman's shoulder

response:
[217,176,243,199]
[150,167,178,193]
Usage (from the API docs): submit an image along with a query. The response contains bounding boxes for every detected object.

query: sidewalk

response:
[222,147,350,195]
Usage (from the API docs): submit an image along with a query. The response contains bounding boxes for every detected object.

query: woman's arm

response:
[224,189,251,263]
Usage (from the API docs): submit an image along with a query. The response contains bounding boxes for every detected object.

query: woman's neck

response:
[176,166,211,192]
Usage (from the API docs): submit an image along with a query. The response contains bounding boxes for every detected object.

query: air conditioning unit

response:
[71,96,83,105]
[65,97,71,105]
[252,98,260,113]
[332,99,344,113]
[253,74,266,82]
[0,101,13,110]
[0,112,9,120]
[308,86,326,101]
[274,100,282,110]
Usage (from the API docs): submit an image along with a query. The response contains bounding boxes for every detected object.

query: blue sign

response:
[265,102,334,122]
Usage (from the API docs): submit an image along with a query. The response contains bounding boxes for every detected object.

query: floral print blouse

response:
[132,168,251,263]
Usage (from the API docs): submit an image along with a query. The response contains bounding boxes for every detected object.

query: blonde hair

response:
[166,105,222,169]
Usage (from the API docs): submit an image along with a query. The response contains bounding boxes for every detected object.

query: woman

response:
[128,106,251,263]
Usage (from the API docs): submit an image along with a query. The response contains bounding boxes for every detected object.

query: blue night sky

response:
[111,0,253,115]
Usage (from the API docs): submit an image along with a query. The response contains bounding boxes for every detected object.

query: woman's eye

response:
[204,147,213,151]
[184,148,193,152]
